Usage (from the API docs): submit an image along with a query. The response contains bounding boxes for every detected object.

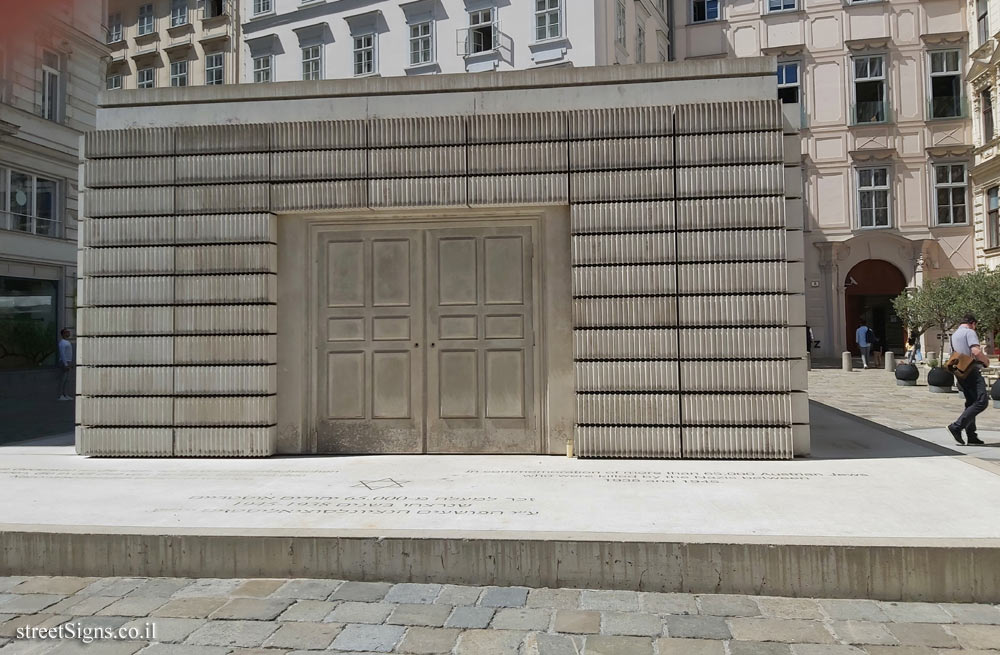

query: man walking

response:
[57,328,73,401]
[948,314,989,446]
[855,319,872,369]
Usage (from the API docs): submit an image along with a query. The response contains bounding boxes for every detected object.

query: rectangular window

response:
[535,0,561,41]
[205,0,224,18]
[2,169,60,237]
[857,167,891,228]
[106,74,122,90]
[138,3,154,36]
[253,0,272,15]
[692,0,720,23]
[469,9,496,53]
[302,45,322,80]
[170,60,188,87]
[353,34,376,76]
[171,0,188,27]
[929,50,962,119]
[983,89,995,142]
[636,22,645,63]
[107,13,123,43]
[777,62,800,104]
[409,22,433,66]
[615,1,626,44]
[853,54,886,124]
[205,52,223,85]
[41,51,61,122]
[989,187,1000,248]
[768,0,796,10]
[933,164,967,225]
[253,55,272,83]
[137,67,155,88]
[979,0,990,47]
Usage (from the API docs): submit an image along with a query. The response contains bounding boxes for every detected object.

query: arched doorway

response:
[844,260,907,354]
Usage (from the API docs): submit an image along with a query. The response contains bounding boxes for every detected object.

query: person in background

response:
[907,328,922,363]
[57,328,73,401]
[872,330,884,369]
[947,314,989,446]
[855,319,872,369]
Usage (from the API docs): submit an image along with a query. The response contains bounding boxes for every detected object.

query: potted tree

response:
[963,267,1000,402]
[893,276,964,393]
[890,291,922,386]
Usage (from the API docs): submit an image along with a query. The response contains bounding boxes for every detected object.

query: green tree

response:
[892,275,967,362]
[961,267,1000,354]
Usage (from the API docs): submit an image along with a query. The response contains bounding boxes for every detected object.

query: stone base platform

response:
[2,404,999,603]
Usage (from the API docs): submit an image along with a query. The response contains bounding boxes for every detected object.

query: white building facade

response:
[970,0,1000,270]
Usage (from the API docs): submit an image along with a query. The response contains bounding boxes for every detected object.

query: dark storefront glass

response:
[0,276,59,368]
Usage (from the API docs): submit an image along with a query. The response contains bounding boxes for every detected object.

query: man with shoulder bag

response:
[946,314,990,445]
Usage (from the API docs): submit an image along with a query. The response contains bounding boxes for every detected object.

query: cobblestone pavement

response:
[0,576,998,654]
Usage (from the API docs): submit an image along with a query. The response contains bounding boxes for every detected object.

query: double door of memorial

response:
[317,224,538,454]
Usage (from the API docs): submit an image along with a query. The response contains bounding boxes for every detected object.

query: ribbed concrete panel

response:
[86,187,174,218]
[679,327,792,358]
[567,106,673,139]
[174,427,276,457]
[675,164,783,198]
[370,147,466,178]
[678,295,789,327]
[676,132,782,165]
[173,366,277,395]
[786,230,805,262]
[77,337,173,366]
[576,426,681,458]
[677,262,788,293]
[174,335,276,364]
[468,143,568,175]
[84,127,174,159]
[175,184,270,214]
[79,397,173,426]
[78,367,174,396]
[680,361,791,392]
[683,427,794,460]
[174,305,277,334]
[174,274,277,305]
[570,170,672,203]
[78,277,174,307]
[79,247,174,277]
[174,214,277,244]
[174,244,277,274]
[569,138,673,172]
[573,297,677,328]
[674,100,783,134]
[370,177,467,208]
[77,306,174,336]
[786,262,806,294]
[270,181,367,211]
[80,217,174,247]
[369,116,465,147]
[173,396,277,426]
[270,120,366,151]
[576,394,679,424]
[468,112,566,144]
[270,150,367,181]
[786,327,808,359]
[575,361,679,391]
[572,264,676,296]
[468,174,568,206]
[175,153,270,184]
[682,394,793,426]
[76,427,173,457]
[675,230,785,262]
[574,329,678,359]
[174,124,270,154]
[85,157,175,188]
[675,197,784,230]
[570,202,674,234]
[572,234,675,265]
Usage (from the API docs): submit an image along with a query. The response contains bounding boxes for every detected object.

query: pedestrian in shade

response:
[947,314,989,446]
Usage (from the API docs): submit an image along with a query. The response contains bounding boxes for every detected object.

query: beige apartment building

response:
[104,0,241,91]
[671,0,973,357]
[970,0,1000,269]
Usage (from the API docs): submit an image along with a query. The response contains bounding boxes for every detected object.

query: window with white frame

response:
[205,52,223,85]
[409,22,433,66]
[988,187,1000,248]
[107,13,123,43]
[1,168,60,237]
[138,3,154,36]
[253,0,272,16]
[535,0,561,41]
[777,62,799,104]
[353,34,376,76]
[692,0,719,23]
[171,0,188,27]
[857,167,891,228]
[137,67,155,88]
[302,45,322,80]
[170,60,188,87]
[929,50,962,119]
[768,0,796,11]
[978,0,990,48]
[636,21,645,63]
[853,54,886,124]
[41,50,61,122]
[469,9,496,53]
[933,164,967,225]
[615,1,626,45]
[983,88,995,142]
[106,74,122,90]
[253,55,272,83]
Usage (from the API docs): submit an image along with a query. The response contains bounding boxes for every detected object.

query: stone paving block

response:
[152,598,228,619]
[640,592,698,615]
[479,587,529,608]
[130,579,195,598]
[184,620,279,648]
[756,597,826,620]
[656,637,727,655]
[387,603,452,627]
[791,647,865,655]
[0,613,67,638]
[729,618,837,644]
[0,595,67,613]
[526,588,580,610]
[384,584,442,605]
[137,645,231,655]
[861,648,937,655]
[665,614,732,640]
[396,626,461,653]
[435,585,482,606]
[171,580,244,599]
[208,598,292,621]
[270,579,343,601]
[601,611,663,636]
[830,621,899,645]
[330,582,393,603]
[326,602,394,624]
[490,608,551,631]
[454,629,528,654]
[10,578,96,596]
[330,623,405,652]
[522,632,583,655]
[0,578,27,593]
[554,610,601,634]
[584,635,654,655]
[948,624,1000,650]
[699,595,762,617]
[727,643,794,655]
[46,640,147,654]
[262,621,342,649]
[78,578,146,597]
[97,596,169,617]
[820,600,890,623]
[231,580,285,598]
[277,600,338,622]
[445,606,495,629]
[879,603,953,624]
[579,590,639,612]
[885,623,960,648]
[68,615,133,631]
[123,617,203,643]
[939,603,1000,625]
[46,595,118,616]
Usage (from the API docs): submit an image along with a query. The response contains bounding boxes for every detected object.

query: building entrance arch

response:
[844,259,907,355]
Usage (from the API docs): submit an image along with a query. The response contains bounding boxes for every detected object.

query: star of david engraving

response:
[353,478,408,490]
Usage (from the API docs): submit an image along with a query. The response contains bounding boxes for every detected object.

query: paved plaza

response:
[0,575,998,654]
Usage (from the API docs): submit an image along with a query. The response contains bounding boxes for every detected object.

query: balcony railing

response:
[927,95,969,120]
[0,211,61,238]
[851,100,893,126]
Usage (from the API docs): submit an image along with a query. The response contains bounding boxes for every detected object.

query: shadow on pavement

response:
[0,369,75,446]
[809,400,961,460]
